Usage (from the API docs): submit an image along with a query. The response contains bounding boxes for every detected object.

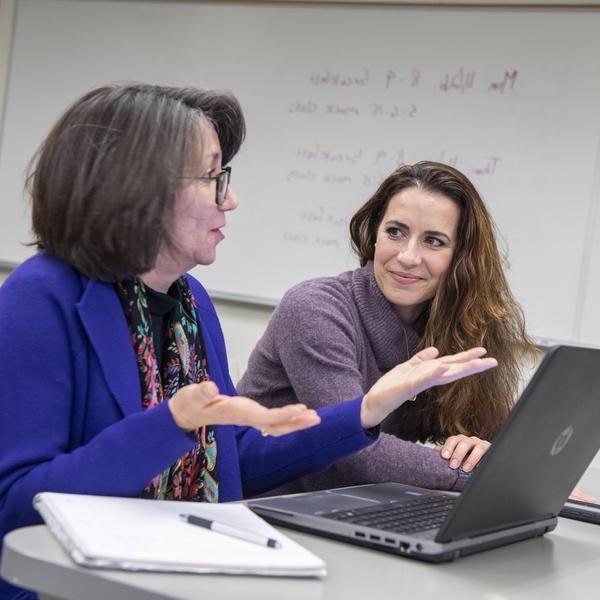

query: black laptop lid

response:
[437,345,600,543]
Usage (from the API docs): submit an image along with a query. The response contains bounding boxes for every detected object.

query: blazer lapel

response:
[76,279,141,417]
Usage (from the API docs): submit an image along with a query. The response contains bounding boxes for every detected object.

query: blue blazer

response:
[0,254,374,543]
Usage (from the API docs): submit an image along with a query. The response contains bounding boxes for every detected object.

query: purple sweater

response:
[238,262,469,494]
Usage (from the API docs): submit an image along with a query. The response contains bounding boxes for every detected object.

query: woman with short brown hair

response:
[0,86,495,599]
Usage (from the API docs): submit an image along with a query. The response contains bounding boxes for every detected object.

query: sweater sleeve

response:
[243,283,466,492]
[0,269,195,538]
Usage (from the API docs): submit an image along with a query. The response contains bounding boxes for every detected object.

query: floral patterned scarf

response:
[115,278,218,502]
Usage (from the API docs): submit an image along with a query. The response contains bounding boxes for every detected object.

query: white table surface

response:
[2,467,599,600]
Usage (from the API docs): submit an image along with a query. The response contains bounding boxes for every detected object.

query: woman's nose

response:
[396,239,422,266]
[220,185,239,211]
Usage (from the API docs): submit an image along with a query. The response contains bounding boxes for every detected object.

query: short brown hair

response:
[351,161,536,441]
[28,83,245,281]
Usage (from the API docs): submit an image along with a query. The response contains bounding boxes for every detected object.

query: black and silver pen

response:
[179,513,281,548]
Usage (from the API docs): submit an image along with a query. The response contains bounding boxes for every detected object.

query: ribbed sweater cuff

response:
[452,469,472,491]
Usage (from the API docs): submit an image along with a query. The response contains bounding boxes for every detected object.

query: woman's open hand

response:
[169,381,321,436]
[360,347,498,429]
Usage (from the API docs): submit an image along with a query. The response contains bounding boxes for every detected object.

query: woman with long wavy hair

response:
[239,161,537,495]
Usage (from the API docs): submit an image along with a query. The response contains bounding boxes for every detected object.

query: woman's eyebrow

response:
[425,229,452,241]
[383,219,408,228]
[384,220,453,242]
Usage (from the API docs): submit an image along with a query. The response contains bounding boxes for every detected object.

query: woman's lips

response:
[390,271,423,284]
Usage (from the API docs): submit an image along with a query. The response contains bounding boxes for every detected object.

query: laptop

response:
[249,345,600,562]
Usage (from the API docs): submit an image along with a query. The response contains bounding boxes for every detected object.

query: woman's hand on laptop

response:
[436,435,491,473]
[360,347,497,429]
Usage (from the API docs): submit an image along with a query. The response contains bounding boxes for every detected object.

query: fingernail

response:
[462,464,472,473]
[442,450,450,458]
[450,460,459,469]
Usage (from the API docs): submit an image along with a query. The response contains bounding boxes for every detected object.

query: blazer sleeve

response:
[0,267,195,538]
[236,397,376,498]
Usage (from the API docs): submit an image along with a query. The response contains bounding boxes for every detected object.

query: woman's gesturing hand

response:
[169,381,321,436]
[360,347,498,429]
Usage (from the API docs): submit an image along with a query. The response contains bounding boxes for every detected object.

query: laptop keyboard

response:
[321,495,457,534]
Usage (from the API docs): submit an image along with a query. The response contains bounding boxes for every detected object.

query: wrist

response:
[360,393,380,430]
[168,395,195,431]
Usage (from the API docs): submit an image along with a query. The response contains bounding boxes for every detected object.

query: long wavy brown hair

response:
[350,161,536,441]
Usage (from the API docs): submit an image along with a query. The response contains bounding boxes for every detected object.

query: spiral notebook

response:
[33,492,326,577]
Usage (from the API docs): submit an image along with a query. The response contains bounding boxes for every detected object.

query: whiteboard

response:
[1,0,600,345]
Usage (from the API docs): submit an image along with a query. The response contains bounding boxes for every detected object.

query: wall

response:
[211,298,273,385]
[0,0,14,121]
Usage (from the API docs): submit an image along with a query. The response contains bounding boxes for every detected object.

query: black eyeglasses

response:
[181,166,232,205]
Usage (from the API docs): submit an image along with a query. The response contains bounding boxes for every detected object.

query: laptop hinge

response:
[435,513,556,543]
